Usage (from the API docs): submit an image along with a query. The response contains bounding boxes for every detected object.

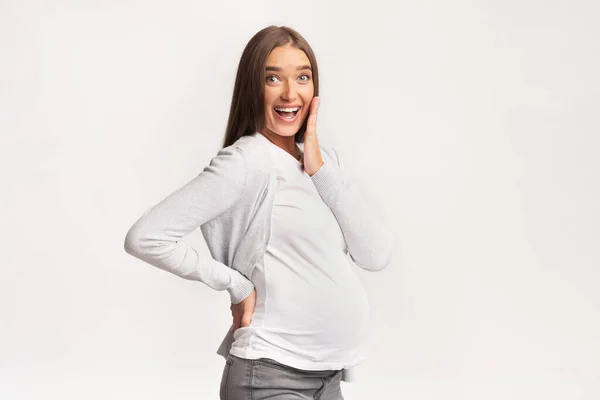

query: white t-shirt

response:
[229,133,371,371]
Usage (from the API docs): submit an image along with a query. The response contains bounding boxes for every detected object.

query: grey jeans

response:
[220,354,345,400]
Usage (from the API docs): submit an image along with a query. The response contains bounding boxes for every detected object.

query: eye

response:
[266,75,280,83]
[299,74,311,82]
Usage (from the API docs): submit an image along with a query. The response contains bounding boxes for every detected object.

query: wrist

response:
[226,269,254,304]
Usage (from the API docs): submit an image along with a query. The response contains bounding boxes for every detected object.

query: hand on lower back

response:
[231,288,256,332]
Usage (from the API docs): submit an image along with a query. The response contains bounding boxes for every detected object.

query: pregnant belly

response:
[251,270,370,352]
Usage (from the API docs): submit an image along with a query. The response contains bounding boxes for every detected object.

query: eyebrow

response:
[265,65,312,72]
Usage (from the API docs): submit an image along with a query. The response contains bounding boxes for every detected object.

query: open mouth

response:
[274,106,301,120]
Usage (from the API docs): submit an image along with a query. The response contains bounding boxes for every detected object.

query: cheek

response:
[264,90,277,113]
[301,85,315,101]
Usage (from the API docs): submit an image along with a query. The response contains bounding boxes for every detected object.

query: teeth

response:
[275,107,300,112]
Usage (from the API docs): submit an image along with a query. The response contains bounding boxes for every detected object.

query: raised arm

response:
[123,146,255,304]
[310,147,394,271]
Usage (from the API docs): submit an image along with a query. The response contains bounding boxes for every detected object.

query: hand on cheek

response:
[303,96,324,176]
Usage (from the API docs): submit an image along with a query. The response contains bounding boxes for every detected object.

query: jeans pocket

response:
[254,357,290,372]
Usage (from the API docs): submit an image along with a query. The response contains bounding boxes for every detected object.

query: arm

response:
[310,147,394,271]
[123,146,255,304]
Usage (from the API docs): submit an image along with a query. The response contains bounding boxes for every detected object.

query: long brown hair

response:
[221,26,320,148]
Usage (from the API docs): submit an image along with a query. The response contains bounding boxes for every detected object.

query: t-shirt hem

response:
[228,347,365,371]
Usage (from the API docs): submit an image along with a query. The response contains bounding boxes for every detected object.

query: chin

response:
[277,128,300,137]
[267,124,301,137]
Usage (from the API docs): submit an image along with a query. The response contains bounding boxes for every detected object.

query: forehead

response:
[266,44,311,69]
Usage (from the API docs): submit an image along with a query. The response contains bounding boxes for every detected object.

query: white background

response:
[2,1,599,399]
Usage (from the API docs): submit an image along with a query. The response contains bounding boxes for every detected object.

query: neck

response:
[259,130,301,159]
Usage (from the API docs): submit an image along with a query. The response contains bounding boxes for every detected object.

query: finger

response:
[306,113,317,138]
[310,97,320,124]
[311,96,320,116]
[307,117,318,138]
[305,97,319,135]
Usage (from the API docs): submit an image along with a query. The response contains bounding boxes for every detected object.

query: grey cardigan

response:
[124,132,394,382]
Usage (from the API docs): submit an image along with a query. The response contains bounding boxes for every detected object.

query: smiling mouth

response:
[274,106,301,119]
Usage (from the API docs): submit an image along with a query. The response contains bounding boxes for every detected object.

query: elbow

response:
[375,252,393,271]
[352,255,391,272]
[375,231,395,271]
[124,206,157,258]
[124,224,147,259]
[366,253,393,272]
[349,250,393,272]
[350,234,394,272]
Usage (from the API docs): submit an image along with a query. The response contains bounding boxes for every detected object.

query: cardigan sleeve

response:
[124,146,255,304]
[310,147,394,271]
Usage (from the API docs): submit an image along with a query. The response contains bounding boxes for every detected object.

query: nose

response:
[281,80,297,101]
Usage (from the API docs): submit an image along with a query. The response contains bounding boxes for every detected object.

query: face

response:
[261,44,315,139]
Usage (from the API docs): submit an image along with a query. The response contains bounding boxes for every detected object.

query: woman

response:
[124,25,394,400]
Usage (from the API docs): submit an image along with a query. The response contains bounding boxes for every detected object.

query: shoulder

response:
[211,134,268,165]
[230,133,273,171]
[209,134,272,185]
